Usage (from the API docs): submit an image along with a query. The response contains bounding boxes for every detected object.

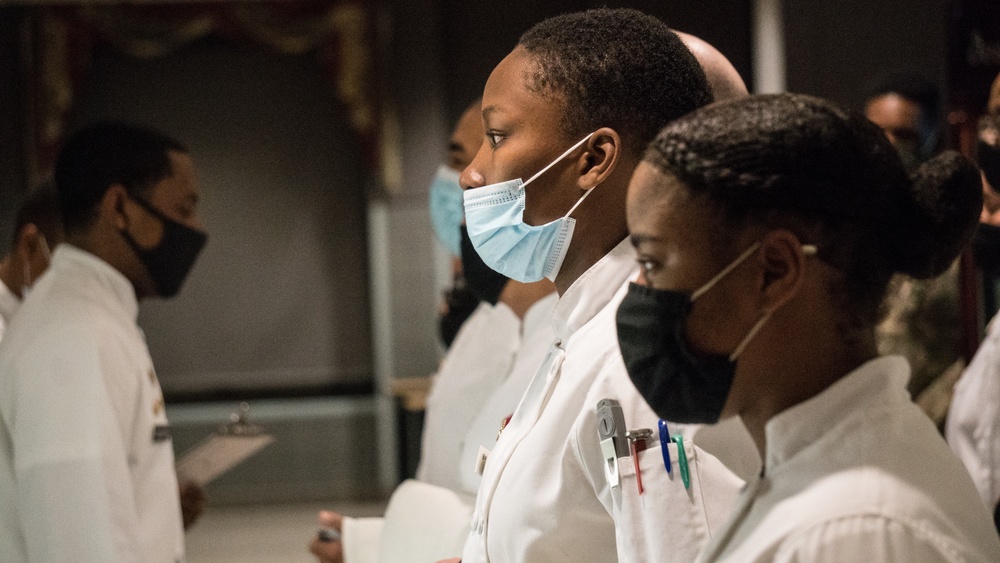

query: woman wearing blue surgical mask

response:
[618,93,1000,562]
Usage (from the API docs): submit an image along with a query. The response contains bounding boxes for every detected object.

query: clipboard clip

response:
[220,402,266,436]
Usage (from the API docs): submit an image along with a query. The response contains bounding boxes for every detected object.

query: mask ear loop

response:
[692,243,761,301]
[522,132,596,188]
[727,243,819,361]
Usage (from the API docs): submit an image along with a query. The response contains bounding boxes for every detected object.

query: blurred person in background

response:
[947,104,1000,522]
[866,73,962,408]
[0,121,208,562]
[0,182,64,340]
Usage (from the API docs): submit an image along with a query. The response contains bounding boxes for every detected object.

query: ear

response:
[755,230,809,313]
[576,127,621,190]
[100,184,131,230]
[14,223,39,260]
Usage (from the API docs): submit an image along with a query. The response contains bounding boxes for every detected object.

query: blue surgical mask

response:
[428,165,464,256]
[463,133,596,283]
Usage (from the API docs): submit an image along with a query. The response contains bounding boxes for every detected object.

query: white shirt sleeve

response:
[13,338,142,562]
[772,515,984,563]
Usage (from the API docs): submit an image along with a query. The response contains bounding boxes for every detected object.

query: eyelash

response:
[486,131,505,148]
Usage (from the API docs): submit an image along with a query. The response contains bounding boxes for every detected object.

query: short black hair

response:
[645,93,981,334]
[518,8,712,155]
[54,121,187,233]
[11,180,63,248]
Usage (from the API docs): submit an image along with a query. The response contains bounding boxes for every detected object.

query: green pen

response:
[671,434,690,490]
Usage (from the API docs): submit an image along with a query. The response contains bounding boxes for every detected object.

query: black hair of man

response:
[646,93,981,335]
[518,8,712,155]
[10,181,63,250]
[54,121,188,234]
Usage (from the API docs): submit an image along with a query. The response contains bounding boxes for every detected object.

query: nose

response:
[460,153,487,191]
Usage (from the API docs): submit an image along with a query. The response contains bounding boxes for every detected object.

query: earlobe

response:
[578,127,621,189]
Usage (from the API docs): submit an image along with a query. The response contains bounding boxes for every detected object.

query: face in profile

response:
[121,150,205,297]
[460,47,586,227]
[627,163,760,360]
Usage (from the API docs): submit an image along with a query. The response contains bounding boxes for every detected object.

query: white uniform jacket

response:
[0,245,184,563]
[342,294,558,563]
[461,239,746,563]
[946,313,1000,508]
[699,356,1000,563]
[0,279,21,341]
[417,301,521,491]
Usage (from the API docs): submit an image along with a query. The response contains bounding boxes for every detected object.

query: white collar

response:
[763,355,911,472]
[551,238,635,342]
[50,244,139,322]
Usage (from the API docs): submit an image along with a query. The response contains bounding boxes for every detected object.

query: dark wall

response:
[72,38,373,399]
[0,8,28,253]
[439,0,754,123]
[784,0,948,113]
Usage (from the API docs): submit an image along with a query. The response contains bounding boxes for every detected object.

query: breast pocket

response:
[611,439,713,563]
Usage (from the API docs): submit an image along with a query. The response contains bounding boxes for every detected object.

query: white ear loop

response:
[522,132,595,188]
[727,243,819,361]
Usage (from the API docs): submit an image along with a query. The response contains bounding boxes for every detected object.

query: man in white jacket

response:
[0,122,207,563]
[0,184,63,340]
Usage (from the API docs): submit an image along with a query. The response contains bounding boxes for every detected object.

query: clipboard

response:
[176,402,275,485]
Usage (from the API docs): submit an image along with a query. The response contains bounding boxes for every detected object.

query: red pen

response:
[626,428,653,495]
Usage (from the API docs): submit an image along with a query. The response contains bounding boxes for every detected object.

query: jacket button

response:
[471,511,480,532]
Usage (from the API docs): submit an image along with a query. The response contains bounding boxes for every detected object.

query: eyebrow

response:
[482,105,500,119]
[448,141,463,153]
[629,233,662,246]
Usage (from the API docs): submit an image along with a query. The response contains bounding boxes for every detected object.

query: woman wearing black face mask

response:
[617,93,1000,562]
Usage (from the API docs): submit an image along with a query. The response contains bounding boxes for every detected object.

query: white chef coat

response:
[456,292,558,493]
[0,245,184,563]
[417,301,521,491]
[0,278,21,341]
[341,294,558,563]
[699,356,1000,563]
[462,239,747,563]
[946,313,1000,508]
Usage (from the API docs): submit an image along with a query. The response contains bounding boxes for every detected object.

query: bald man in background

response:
[677,32,749,102]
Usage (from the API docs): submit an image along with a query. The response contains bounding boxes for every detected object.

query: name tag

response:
[152,425,172,443]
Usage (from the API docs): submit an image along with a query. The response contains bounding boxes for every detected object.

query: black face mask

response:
[122,196,207,298]
[974,223,1000,273]
[978,140,1000,193]
[438,280,480,348]
[616,283,738,424]
[616,243,809,423]
[460,225,509,306]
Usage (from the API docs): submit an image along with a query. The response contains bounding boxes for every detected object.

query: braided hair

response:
[644,93,981,332]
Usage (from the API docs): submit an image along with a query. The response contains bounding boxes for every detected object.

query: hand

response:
[436,559,462,563]
[309,510,345,563]
[179,481,206,530]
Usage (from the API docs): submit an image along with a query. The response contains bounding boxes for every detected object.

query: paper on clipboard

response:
[175,403,275,485]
